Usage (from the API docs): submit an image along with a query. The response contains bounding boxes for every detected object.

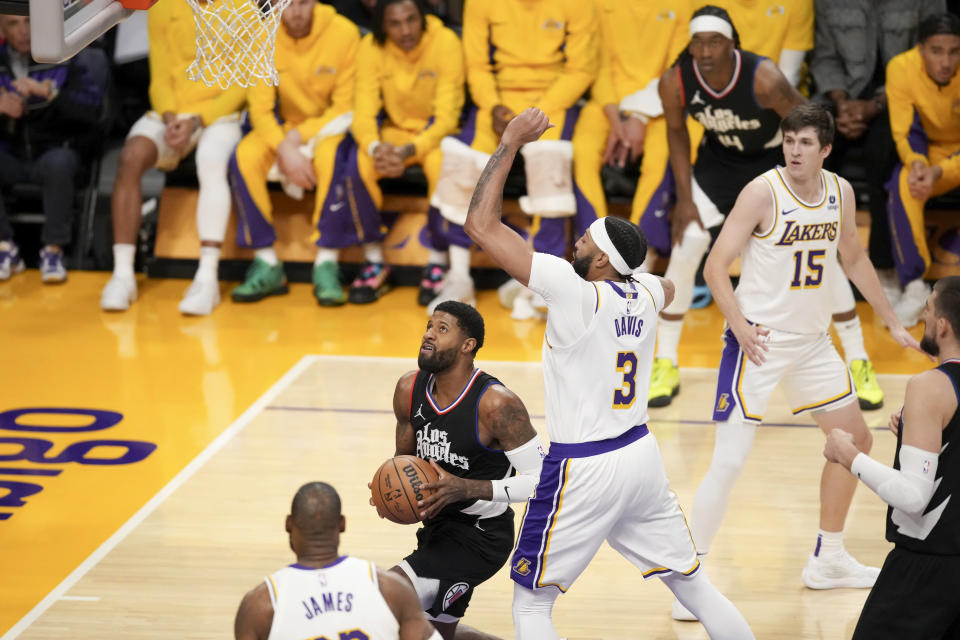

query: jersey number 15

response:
[790,249,826,289]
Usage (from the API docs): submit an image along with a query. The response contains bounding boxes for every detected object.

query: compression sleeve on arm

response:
[491,436,545,503]
[777,49,806,88]
[850,445,939,516]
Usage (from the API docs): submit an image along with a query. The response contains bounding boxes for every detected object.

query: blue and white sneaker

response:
[40,247,67,284]
[0,241,25,281]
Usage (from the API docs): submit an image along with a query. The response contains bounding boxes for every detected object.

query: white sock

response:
[427,249,448,266]
[662,223,711,315]
[662,571,755,639]
[656,318,684,365]
[196,246,220,282]
[112,243,135,278]
[363,243,384,264]
[315,248,339,265]
[834,316,868,365]
[513,584,560,640]
[255,247,278,266]
[449,244,471,279]
[814,530,843,557]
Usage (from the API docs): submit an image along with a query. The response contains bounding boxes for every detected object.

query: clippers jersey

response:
[265,557,399,640]
[735,166,843,334]
[887,361,960,555]
[409,369,512,520]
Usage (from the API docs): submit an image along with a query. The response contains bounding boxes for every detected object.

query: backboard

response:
[0,0,155,64]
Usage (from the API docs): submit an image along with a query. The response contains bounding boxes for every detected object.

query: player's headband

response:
[589,218,631,276]
[689,15,734,40]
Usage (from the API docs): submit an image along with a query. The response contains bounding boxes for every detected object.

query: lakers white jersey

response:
[735,167,844,334]
[530,254,662,444]
[265,557,399,640]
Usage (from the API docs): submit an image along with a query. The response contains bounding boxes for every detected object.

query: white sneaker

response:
[893,279,930,328]
[671,598,698,621]
[426,274,476,315]
[511,288,544,321]
[497,278,524,309]
[801,550,880,589]
[877,268,902,307]
[179,278,221,316]
[100,273,137,311]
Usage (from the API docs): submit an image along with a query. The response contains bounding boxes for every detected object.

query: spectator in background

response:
[229,0,359,305]
[885,13,960,327]
[100,0,245,314]
[428,0,598,319]
[324,0,462,32]
[0,14,107,283]
[323,0,463,307]
[810,0,945,312]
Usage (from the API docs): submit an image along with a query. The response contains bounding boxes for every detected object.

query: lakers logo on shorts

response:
[716,393,730,413]
[513,557,532,576]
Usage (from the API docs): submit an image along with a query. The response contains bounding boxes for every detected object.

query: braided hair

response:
[672,5,741,68]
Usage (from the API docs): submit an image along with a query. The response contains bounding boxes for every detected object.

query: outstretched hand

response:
[418,459,476,520]
[500,107,554,149]
[888,323,932,361]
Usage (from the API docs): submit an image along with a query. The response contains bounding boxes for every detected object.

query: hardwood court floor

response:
[0,270,933,639]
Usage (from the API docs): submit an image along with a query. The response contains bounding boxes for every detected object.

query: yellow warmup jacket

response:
[462,0,598,114]
[887,46,960,182]
[591,1,691,106]
[248,3,359,150]
[713,0,813,61]
[352,15,464,157]
[147,0,245,124]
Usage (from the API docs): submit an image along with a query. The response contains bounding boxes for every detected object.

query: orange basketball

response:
[371,455,440,525]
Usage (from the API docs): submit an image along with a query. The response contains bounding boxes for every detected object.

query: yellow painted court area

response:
[0,270,934,638]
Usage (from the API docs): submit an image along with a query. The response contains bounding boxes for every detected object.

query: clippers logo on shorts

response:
[442,582,469,610]
[512,558,532,576]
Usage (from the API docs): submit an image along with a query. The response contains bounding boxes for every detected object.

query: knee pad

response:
[711,420,756,473]
[430,137,490,225]
[512,583,559,616]
[519,140,576,218]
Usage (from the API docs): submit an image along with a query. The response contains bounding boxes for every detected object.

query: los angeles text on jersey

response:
[774,220,839,246]
[694,105,761,133]
[415,424,470,470]
[614,314,644,338]
[301,591,355,619]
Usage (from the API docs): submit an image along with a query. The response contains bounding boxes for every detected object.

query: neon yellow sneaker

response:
[850,359,883,410]
[649,358,680,407]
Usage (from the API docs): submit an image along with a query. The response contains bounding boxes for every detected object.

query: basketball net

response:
[184,0,292,89]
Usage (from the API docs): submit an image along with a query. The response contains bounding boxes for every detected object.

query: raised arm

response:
[754,58,806,118]
[392,371,418,456]
[463,108,554,286]
[234,583,273,640]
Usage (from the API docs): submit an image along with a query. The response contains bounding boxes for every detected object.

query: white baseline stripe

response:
[2,355,318,640]
[57,596,100,602]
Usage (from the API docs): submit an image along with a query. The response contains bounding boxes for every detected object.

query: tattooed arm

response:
[393,371,418,456]
[754,58,805,118]
[463,107,554,287]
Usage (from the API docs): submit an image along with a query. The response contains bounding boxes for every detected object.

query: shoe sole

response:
[349,284,392,304]
[42,275,68,284]
[858,396,883,411]
[801,569,877,590]
[231,284,290,303]
[316,296,347,307]
[649,383,680,408]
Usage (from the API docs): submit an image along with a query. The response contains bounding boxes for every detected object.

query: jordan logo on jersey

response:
[413,404,425,420]
[691,90,705,106]
[416,426,470,470]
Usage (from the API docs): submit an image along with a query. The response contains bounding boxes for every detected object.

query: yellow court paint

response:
[0,270,932,637]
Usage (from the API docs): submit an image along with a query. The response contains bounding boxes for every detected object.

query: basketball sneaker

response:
[511,287,543,321]
[850,359,883,410]
[877,268,902,307]
[100,273,137,311]
[801,550,880,589]
[39,247,67,283]
[313,261,346,306]
[179,278,220,315]
[0,241,24,281]
[348,262,391,304]
[497,278,524,309]
[231,257,288,302]
[426,273,475,315]
[417,263,447,306]
[893,279,931,328]
[649,358,680,407]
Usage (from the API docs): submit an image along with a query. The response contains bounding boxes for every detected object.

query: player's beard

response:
[920,332,940,357]
[572,253,592,278]
[418,346,457,373]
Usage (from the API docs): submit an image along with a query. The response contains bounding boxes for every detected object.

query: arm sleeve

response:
[296,26,359,141]
[351,36,383,154]
[248,83,286,150]
[538,0,599,114]
[886,55,929,167]
[808,2,847,96]
[411,30,465,156]
[463,0,501,113]
[147,13,176,115]
[851,445,938,516]
[490,436,545,502]
[778,49,806,87]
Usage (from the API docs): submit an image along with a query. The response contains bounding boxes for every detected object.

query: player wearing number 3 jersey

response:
[464,107,754,640]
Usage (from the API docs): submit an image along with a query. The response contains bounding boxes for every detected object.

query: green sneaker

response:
[313,260,346,306]
[851,359,883,410]
[649,357,680,407]
[231,257,289,302]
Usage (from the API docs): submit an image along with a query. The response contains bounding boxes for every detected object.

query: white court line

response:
[57,596,100,602]
[2,355,318,640]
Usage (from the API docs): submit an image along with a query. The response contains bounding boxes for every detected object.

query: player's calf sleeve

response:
[195,123,241,243]
[662,223,711,315]
[512,584,560,640]
[691,420,757,553]
[661,571,755,640]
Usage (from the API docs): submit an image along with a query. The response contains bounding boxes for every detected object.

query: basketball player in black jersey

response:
[825,276,960,639]
[371,300,544,640]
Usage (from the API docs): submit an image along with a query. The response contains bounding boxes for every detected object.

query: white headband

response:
[589,218,631,276]
[689,15,734,40]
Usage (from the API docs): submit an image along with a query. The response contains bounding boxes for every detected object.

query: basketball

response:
[371,455,440,525]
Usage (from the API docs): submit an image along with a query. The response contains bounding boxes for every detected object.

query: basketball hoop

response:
[184,0,292,89]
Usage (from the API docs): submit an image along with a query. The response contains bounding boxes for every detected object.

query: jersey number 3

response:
[613,351,638,409]
[310,631,369,640]
[790,249,825,289]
